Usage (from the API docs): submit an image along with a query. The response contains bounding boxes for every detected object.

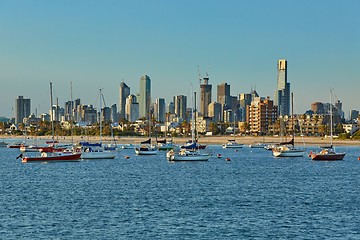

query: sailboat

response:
[167,91,210,161]
[80,89,116,159]
[223,113,243,149]
[134,112,158,155]
[22,82,81,163]
[309,89,345,161]
[272,92,306,157]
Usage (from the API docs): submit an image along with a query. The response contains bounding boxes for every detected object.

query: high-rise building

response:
[311,102,324,114]
[174,95,187,120]
[154,98,166,123]
[200,76,212,117]
[349,110,359,121]
[119,80,130,120]
[125,94,139,122]
[274,59,290,116]
[15,96,31,124]
[168,101,175,114]
[102,106,111,123]
[111,104,118,123]
[208,102,222,123]
[139,75,151,119]
[217,83,231,107]
[247,97,277,135]
[239,93,252,122]
[335,99,343,119]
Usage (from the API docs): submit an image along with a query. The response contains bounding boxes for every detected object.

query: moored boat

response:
[222,139,244,149]
[309,90,345,161]
[22,152,81,163]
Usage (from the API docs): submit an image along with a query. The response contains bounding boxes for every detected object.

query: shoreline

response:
[3,135,360,146]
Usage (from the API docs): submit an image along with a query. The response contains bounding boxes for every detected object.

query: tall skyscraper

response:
[174,95,187,120]
[274,59,290,116]
[154,98,166,123]
[139,75,151,119]
[217,83,230,107]
[217,83,231,121]
[200,76,212,117]
[125,94,139,122]
[15,96,31,124]
[119,80,130,120]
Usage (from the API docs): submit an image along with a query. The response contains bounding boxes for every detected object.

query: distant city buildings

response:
[119,80,130,120]
[200,76,212,117]
[274,59,290,116]
[139,75,151,119]
[174,95,187,121]
[154,98,166,123]
[15,96,31,124]
[125,94,139,122]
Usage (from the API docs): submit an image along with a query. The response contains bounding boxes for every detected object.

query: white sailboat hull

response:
[272,147,305,157]
[81,151,116,159]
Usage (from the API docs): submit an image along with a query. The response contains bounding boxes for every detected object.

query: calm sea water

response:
[1,144,360,239]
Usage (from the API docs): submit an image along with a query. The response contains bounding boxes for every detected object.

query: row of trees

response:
[2,120,359,139]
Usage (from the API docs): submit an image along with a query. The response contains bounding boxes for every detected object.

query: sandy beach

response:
[6,135,360,146]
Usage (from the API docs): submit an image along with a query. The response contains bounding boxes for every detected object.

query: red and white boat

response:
[21,82,82,163]
[22,151,81,163]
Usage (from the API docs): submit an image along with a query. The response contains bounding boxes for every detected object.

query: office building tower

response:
[111,104,118,123]
[335,99,343,119]
[125,95,139,122]
[274,59,290,116]
[154,98,166,123]
[74,98,81,122]
[349,110,359,121]
[168,102,175,114]
[200,76,212,117]
[78,105,97,125]
[174,95,187,120]
[139,75,151,119]
[102,106,111,123]
[239,93,252,122]
[311,102,324,114]
[208,102,222,123]
[217,83,231,107]
[119,80,130,120]
[15,96,31,124]
[64,101,73,121]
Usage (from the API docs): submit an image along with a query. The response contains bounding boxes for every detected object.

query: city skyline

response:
[1,1,359,117]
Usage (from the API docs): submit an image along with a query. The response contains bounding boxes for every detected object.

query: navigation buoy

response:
[217,153,222,158]
[358,157,360,161]
[226,157,231,161]
[125,155,130,159]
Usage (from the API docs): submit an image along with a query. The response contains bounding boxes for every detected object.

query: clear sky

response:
[1,0,359,118]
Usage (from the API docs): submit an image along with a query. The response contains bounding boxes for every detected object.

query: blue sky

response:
[0,0,359,118]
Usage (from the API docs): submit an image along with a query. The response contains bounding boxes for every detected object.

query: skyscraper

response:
[119,80,130,120]
[174,95,187,120]
[217,83,230,107]
[154,98,166,123]
[125,95,139,122]
[274,59,290,116]
[200,76,212,117]
[15,96,31,124]
[139,75,151,119]
[217,83,231,121]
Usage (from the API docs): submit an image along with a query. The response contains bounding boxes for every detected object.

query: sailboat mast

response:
[99,88,102,144]
[194,91,197,142]
[291,92,294,142]
[50,82,55,144]
[330,89,333,147]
